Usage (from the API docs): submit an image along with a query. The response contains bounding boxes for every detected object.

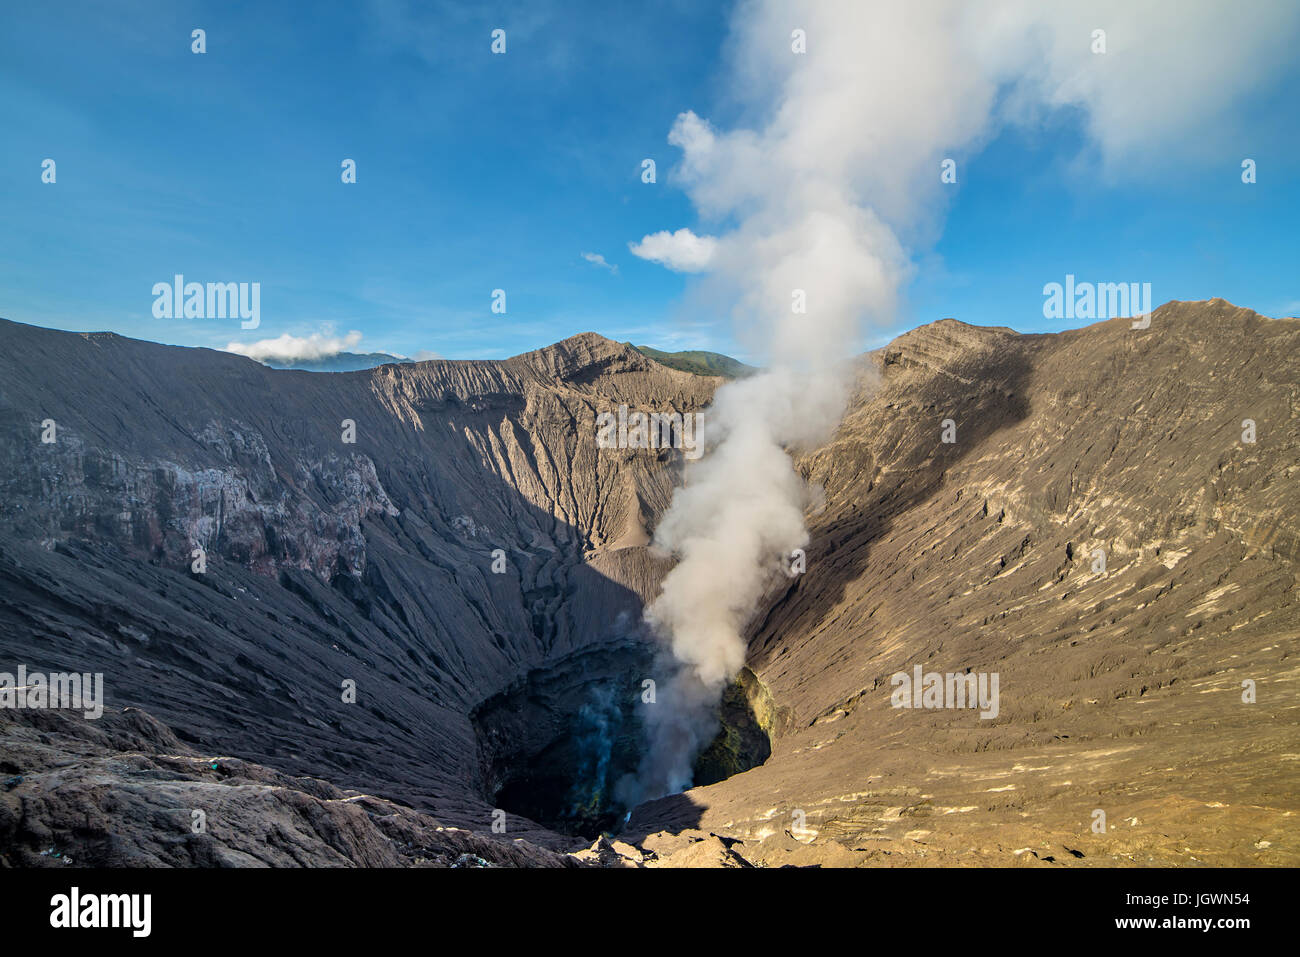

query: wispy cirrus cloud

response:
[581,251,618,275]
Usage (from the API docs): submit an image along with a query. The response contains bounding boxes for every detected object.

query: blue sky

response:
[2,0,1297,363]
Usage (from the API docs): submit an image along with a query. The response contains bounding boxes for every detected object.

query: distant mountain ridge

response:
[260,352,415,372]
[254,344,755,377]
[630,344,756,378]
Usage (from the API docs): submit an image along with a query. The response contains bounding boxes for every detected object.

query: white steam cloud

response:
[225,330,364,363]
[620,0,1299,807]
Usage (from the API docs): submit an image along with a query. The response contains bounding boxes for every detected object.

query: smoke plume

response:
[621,0,1300,807]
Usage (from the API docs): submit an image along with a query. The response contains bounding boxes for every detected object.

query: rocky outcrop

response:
[0,706,575,867]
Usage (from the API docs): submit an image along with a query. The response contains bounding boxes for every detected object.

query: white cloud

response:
[628,228,718,272]
[581,251,618,275]
[224,330,363,363]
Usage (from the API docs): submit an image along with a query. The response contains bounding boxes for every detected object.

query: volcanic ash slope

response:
[1,299,1297,867]
[628,299,1300,867]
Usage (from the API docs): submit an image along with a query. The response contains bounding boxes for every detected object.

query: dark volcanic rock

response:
[0,706,575,867]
